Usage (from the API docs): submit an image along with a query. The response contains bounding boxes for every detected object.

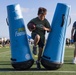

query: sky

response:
[0,0,76,39]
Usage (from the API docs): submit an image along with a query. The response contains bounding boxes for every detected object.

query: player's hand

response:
[42,26,47,30]
[28,27,36,32]
[42,26,51,32]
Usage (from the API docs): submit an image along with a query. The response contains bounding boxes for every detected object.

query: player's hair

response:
[37,7,47,15]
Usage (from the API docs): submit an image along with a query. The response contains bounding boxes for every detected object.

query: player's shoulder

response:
[44,18,49,22]
[74,21,76,25]
[73,21,76,26]
[31,17,38,21]
[73,21,76,27]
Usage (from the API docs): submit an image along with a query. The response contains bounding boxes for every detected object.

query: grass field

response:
[0,45,76,75]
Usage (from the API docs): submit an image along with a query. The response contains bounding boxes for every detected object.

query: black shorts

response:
[74,34,76,42]
[31,33,45,48]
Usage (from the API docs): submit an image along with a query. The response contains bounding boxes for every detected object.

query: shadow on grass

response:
[0,61,11,65]
[64,60,73,64]
[0,68,50,72]
[0,68,15,71]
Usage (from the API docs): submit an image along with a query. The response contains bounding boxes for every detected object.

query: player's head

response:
[38,7,47,20]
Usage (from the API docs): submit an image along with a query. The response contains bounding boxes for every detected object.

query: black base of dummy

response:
[41,58,62,70]
[12,59,34,70]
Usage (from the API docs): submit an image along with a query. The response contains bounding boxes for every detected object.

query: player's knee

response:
[36,34,40,40]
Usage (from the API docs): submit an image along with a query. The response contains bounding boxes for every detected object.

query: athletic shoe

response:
[36,61,41,69]
[33,46,37,55]
[72,58,76,64]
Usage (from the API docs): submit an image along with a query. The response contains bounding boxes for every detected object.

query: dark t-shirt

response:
[73,21,76,34]
[28,17,51,38]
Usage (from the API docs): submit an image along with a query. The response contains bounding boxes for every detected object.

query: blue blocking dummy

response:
[41,3,70,70]
[7,4,34,70]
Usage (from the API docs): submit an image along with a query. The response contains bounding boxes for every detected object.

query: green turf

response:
[0,45,76,75]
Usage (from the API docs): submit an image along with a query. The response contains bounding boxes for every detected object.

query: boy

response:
[27,7,51,69]
[71,21,76,64]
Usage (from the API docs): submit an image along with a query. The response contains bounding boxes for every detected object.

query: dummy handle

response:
[6,18,9,26]
[61,14,65,27]
[11,58,16,61]
[68,16,71,26]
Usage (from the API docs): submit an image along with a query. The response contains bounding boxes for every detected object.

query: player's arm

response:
[42,26,51,31]
[43,19,51,32]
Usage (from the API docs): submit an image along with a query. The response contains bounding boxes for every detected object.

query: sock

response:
[74,57,76,60]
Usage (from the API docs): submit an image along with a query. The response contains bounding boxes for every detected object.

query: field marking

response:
[23,71,76,73]
[0,70,76,73]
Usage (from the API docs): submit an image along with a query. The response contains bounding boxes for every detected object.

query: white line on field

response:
[0,71,76,73]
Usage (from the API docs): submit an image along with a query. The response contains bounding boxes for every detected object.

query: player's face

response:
[38,14,46,21]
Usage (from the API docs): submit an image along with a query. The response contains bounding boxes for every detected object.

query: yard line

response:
[0,70,76,73]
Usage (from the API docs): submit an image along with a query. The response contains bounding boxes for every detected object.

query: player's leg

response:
[33,34,40,55]
[73,42,76,64]
[73,34,76,64]
[36,38,45,69]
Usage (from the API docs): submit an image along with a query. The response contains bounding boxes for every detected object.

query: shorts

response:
[31,33,45,48]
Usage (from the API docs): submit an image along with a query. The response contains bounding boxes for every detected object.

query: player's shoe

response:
[33,46,37,55]
[72,58,76,64]
[36,61,41,69]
